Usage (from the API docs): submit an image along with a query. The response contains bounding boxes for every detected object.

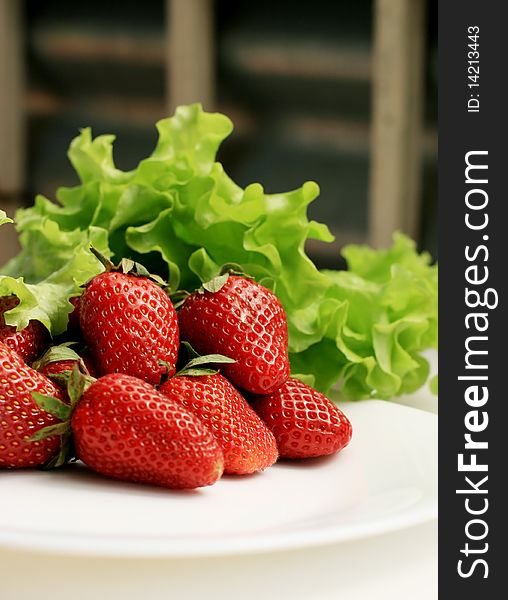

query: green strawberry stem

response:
[32,342,83,372]
[30,364,96,468]
[30,421,70,441]
[30,392,72,421]
[176,368,219,377]
[44,431,75,470]
[172,270,251,307]
[175,349,236,377]
[89,246,116,272]
[218,263,252,278]
[198,265,252,295]
[179,353,236,372]
[200,273,229,294]
[89,246,168,289]
[181,341,200,360]
[67,364,95,407]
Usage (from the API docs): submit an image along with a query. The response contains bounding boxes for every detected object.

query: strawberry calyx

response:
[30,393,72,422]
[66,362,96,405]
[169,289,190,309]
[197,264,252,295]
[30,364,96,468]
[32,341,88,373]
[89,246,168,289]
[218,262,252,278]
[28,391,74,469]
[163,341,236,379]
[199,273,229,294]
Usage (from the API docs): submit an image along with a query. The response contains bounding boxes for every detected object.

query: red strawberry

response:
[39,354,97,388]
[80,267,179,385]
[71,373,224,489]
[178,275,290,394]
[0,296,48,363]
[40,360,79,382]
[250,378,352,459]
[159,373,278,475]
[45,353,97,379]
[33,345,98,396]
[0,342,66,468]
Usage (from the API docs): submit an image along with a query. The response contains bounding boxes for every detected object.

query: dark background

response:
[1,0,437,268]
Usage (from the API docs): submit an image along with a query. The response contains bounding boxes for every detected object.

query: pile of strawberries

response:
[0,255,352,489]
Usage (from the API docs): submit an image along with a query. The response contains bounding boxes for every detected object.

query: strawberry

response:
[40,352,97,382]
[0,342,67,468]
[33,344,98,392]
[250,378,352,459]
[79,255,179,385]
[159,372,278,475]
[71,373,224,489]
[178,275,290,394]
[0,296,48,363]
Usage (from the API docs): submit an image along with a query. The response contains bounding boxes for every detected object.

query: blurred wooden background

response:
[0,0,437,268]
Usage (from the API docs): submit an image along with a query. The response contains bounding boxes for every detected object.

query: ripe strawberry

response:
[34,345,98,392]
[79,261,179,385]
[40,352,97,382]
[71,373,224,489]
[178,275,290,394]
[0,342,66,468]
[34,352,98,392]
[0,296,48,363]
[250,378,352,459]
[159,373,278,475]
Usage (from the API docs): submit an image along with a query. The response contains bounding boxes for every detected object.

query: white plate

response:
[0,400,437,557]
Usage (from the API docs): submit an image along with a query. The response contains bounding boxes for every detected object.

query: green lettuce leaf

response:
[0,210,13,226]
[0,104,437,399]
[1,216,109,335]
[290,233,437,399]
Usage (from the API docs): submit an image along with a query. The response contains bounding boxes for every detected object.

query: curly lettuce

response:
[290,234,437,399]
[0,104,437,399]
[0,216,109,335]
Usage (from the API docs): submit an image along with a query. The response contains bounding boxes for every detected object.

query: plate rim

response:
[0,401,437,558]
